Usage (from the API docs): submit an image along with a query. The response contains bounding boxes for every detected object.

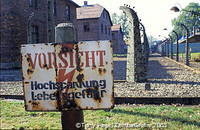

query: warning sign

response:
[21,41,114,111]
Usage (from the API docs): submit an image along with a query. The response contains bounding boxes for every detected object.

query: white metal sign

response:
[21,41,113,111]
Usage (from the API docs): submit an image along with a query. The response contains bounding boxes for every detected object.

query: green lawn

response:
[113,54,127,57]
[176,53,200,62]
[191,53,200,57]
[178,53,200,58]
[1,100,200,129]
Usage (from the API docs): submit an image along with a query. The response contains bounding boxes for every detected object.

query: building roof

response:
[179,32,200,44]
[69,0,80,7]
[111,24,121,31]
[76,4,105,19]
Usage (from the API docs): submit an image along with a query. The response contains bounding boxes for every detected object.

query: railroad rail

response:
[1,95,199,105]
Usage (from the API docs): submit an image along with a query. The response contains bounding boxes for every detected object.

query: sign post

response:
[55,23,84,130]
[21,23,114,129]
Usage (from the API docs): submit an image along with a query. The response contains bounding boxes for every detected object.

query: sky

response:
[73,0,200,40]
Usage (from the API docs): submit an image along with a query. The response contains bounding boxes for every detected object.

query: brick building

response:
[0,0,128,81]
[111,24,127,54]
[0,0,79,81]
[0,0,79,70]
[76,2,112,41]
[1,0,47,69]
[48,0,79,43]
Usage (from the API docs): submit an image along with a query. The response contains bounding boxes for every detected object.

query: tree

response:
[111,13,118,25]
[171,2,200,41]
[147,35,157,47]
[111,13,130,39]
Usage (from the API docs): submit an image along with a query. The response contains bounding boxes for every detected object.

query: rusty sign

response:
[21,40,114,111]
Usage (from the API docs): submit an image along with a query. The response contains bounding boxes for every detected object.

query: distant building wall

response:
[0,0,79,81]
[0,0,79,69]
[171,43,200,53]
[76,5,112,41]
[0,0,48,69]
[98,10,112,40]
[112,30,127,54]
[76,19,100,41]
[113,60,127,80]
[47,0,79,43]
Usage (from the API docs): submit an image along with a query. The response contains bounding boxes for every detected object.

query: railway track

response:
[1,95,200,105]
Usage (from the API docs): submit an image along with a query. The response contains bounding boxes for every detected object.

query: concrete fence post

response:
[179,23,190,66]
[120,6,147,83]
[168,35,173,59]
[172,30,179,61]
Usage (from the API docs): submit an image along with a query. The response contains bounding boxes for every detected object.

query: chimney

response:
[84,1,88,6]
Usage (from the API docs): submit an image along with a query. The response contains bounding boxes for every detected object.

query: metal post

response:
[161,43,165,56]
[193,26,196,35]
[139,22,148,81]
[172,30,179,61]
[164,42,166,56]
[166,42,167,57]
[180,23,190,66]
[167,39,170,57]
[165,40,167,56]
[55,23,84,130]
[186,32,189,66]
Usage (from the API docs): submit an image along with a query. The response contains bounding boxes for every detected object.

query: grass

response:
[176,53,200,62]
[113,54,127,57]
[178,52,200,58]
[1,100,61,129]
[191,53,200,62]
[1,100,200,129]
[191,53,200,57]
